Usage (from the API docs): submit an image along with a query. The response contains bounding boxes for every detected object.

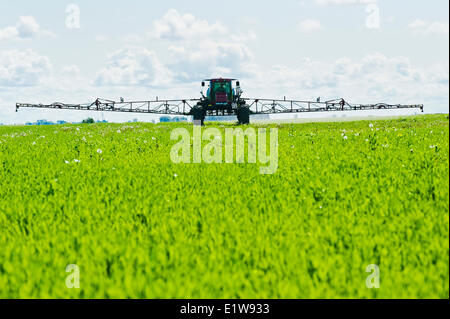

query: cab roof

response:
[203,78,236,82]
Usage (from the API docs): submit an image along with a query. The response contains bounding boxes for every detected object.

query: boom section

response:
[243,98,424,114]
[16,98,201,115]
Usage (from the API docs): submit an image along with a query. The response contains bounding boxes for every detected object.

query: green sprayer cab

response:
[203,78,237,108]
[190,78,249,125]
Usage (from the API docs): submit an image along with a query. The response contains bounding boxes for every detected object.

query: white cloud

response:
[148,10,256,82]
[94,47,172,87]
[245,53,447,111]
[427,61,449,86]
[298,19,323,33]
[426,22,449,35]
[0,49,52,86]
[408,19,449,35]
[230,30,257,43]
[150,9,227,41]
[408,19,427,29]
[333,57,355,76]
[92,10,256,87]
[168,39,254,82]
[355,54,423,84]
[16,16,40,38]
[0,16,53,41]
[315,0,376,5]
[0,27,17,41]
[60,65,81,78]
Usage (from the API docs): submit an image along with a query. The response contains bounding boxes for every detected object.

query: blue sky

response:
[0,0,448,123]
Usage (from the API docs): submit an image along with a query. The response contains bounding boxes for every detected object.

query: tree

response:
[82,118,95,124]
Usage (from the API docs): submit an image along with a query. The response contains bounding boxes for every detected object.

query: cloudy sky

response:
[0,0,448,124]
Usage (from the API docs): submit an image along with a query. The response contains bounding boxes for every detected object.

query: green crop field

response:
[0,114,448,299]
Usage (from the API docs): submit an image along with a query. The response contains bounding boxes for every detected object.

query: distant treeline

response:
[25,119,109,126]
